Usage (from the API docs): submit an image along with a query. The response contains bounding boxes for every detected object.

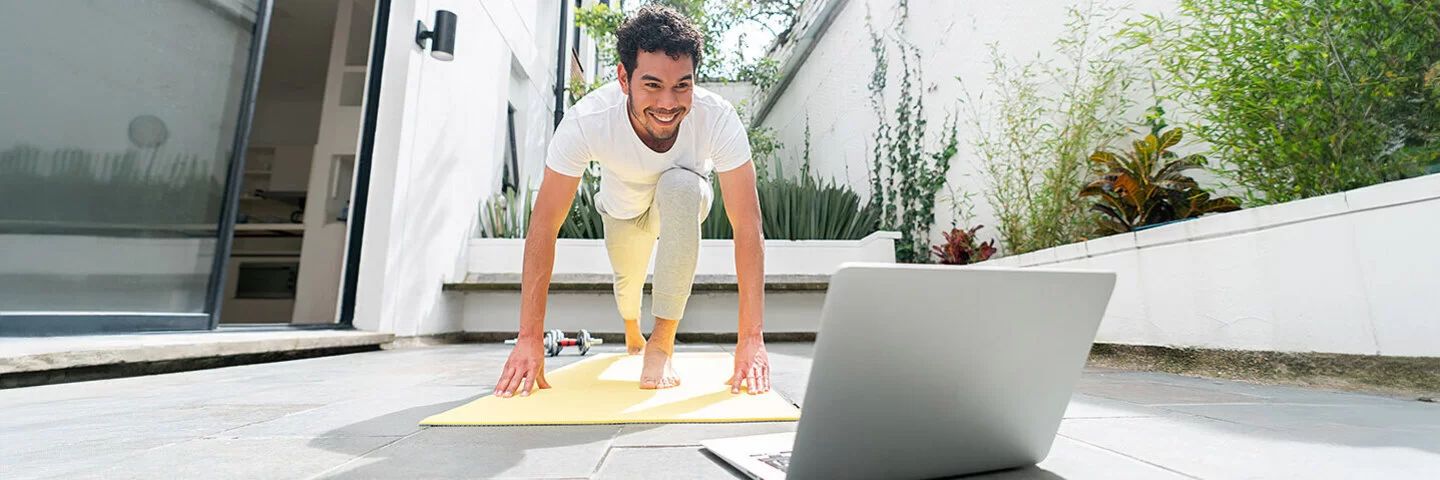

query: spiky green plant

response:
[558,166,605,239]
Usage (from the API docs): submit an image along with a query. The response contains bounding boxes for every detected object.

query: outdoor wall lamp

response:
[415,10,457,61]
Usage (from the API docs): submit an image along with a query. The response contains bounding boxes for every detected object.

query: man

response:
[493,6,770,398]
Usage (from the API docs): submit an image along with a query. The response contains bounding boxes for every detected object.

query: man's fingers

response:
[519,370,535,397]
[502,364,528,398]
[538,370,552,389]
[495,366,515,396]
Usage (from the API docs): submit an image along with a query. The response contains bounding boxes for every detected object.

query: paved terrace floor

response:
[3,342,1438,479]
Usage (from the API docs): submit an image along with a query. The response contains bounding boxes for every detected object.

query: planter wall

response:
[467,230,902,276]
[981,173,1440,358]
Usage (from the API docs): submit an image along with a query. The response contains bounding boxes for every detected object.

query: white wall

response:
[981,173,1440,358]
[698,81,759,116]
[754,0,1182,250]
[352,0,572,336]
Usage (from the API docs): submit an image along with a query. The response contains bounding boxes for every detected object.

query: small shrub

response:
[930,225,997,265]
[1079,127,1242,235]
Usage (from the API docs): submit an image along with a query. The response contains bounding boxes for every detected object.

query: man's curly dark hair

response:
[615,5,704,80]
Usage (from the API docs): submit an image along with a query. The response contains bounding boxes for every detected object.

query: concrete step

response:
[0,329,394,388]
[444,272,832,292]
[448,273,831,336]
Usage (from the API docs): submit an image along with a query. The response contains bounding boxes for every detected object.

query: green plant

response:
[574,3,629,83]
[573,1,799,86]
[702,171,880,241]
[1079,127,1242,235]
[1134,0,1440,205]
[559,165,606,239]
[930,225,997,265]
[703,122,880,240]
[958,0,1139,256]
[865,0,961,263]
[476,185,533,239]
[567,75,610,104]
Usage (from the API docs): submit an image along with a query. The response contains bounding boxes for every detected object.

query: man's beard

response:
[628,97,681,142]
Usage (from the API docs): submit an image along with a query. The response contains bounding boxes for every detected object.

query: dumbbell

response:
[555,329,604,356]
[504,329,604,357]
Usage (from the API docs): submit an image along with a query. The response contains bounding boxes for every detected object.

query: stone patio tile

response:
[985,435,1195,479]
[1109,371,1422,405]
[1074,377,1271,406]
[613,422,798,447]
[56,437,396,480]
[7,403,321,456]
[2,435,192,480]
[1061,393,1167,419]
[596,447,749,480]
[1162,403,1440,433]
[1058,415,1440,478]
[317,425,620,479]
[222,386,483,438]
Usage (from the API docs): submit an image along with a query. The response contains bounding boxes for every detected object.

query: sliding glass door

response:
[0,0,270,335]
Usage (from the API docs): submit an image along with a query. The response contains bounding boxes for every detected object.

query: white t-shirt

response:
[545,81,752,220]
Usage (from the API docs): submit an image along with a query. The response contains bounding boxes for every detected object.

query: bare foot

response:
[640,343,680,389]
[624,320,646,355]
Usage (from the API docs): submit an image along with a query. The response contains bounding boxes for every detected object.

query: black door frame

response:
[336,0,391,329]
[206,0,277,330]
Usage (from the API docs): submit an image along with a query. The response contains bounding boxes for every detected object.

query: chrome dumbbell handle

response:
[504,329,600,356]
[503,330,563,356]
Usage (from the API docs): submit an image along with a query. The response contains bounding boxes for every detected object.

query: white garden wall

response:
[753,0,1183,251]
[981,174,1440,358]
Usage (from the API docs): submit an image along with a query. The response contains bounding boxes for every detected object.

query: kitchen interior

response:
[221,0,373,325]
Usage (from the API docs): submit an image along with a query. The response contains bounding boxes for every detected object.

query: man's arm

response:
[718,160,770,394]
[517,166,584,340]
[495,166,582,398]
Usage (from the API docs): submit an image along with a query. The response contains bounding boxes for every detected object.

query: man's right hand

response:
[495,338,551,397]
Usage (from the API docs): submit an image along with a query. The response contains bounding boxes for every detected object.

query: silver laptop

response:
[702,262,1116,480]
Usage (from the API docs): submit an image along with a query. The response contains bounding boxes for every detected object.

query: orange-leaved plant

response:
[1079,127,1242,235]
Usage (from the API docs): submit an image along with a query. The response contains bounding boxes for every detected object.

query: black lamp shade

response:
[430,10,456,61]
[415,10,457,61]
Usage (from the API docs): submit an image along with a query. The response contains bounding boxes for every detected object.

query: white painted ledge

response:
[981,174,1440,358]
[467,230,902,276]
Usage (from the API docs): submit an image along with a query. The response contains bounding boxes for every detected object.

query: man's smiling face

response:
[619,49,695,149]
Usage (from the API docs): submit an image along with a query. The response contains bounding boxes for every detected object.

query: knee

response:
[657,168,704,208]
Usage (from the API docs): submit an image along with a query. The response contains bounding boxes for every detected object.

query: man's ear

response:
[617,64,629,95]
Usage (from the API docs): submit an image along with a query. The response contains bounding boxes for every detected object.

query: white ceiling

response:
[256,0,342,102]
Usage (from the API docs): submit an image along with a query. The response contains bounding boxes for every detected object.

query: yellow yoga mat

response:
[421,352,802,426]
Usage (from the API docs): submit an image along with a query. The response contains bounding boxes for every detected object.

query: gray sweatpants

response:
[600,167,713,322]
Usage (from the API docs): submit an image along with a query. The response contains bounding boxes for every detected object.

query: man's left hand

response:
[727,336,770,394]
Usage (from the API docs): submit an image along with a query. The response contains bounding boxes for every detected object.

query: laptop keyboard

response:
[751,451,792,471]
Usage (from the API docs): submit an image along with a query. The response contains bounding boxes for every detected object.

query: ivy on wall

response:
[865,0,960,263]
